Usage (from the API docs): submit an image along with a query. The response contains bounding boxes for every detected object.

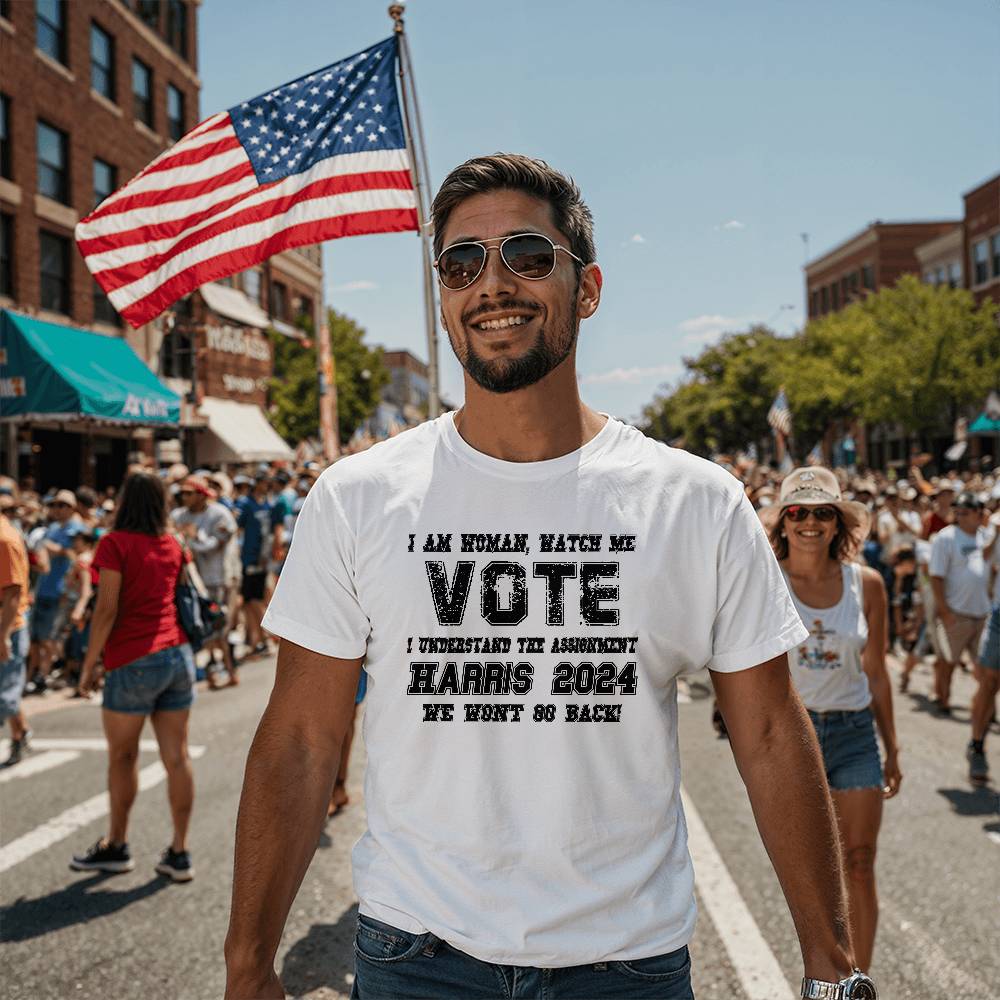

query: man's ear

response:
[577,263,603,321]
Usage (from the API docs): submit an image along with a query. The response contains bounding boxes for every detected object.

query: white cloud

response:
[329,279,378,293]
[678,314,747,344]
[629,233,646,243]
[715,219,745,231]
[579,363,680,386]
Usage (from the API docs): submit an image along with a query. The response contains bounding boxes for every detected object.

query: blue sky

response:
[200,0,1000,421]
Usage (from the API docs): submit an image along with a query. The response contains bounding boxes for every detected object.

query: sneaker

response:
[3,729,32,767]
[967,743,989,783]
[70,838,135,873]
[155,846,194,882]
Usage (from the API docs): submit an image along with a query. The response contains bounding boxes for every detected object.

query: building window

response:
[847,271,858,298]
[972,239,989,285]
[242,268,261,305]
[270,280,288,320]
[93,158,116,208]
[0,213,12,297]
[296,295,313,327]
[37,120,69,204]
[830,282,840,310]
[39,229,71,314]
[167,84,184,141]
[93,279,120,326]
[136,0,160,31]
[992,233,1000,278]
[808,290,818,317]
[861,264,874,290]
[36,0,67,65]
[159,328,193,380]
[820,286,829,313]
[166,0,187,59]
[0,94,10,181]
[132,58,153,127]
[90,23,115,100]
[948,261,961,288]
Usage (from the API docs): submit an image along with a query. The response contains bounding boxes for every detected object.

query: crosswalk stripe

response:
[0,750,81,784]
[681,786,796,1000]
[0,746,205,874]
[0,738,166,755]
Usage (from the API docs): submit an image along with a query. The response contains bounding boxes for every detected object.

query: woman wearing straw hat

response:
[763,466,901,972]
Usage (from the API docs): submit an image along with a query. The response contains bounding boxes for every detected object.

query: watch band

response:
[801,978,845,999]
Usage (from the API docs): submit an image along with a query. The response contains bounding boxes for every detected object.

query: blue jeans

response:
[351,915,694,999]
[807,706,883,791]
[102,643,196,714]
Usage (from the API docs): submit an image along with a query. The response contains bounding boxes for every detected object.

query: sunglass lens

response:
[438,243,486,289]
[501,234,556,279]
[814,507,837,521]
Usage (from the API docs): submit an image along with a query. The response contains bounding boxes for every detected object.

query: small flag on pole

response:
[76,36,417,328]
[806,442,823,466]
[767,389,793,437]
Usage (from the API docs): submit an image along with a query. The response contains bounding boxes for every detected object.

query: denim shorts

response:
[351,915,693,999]
[807,706,883,792]
[30,596,61,642]
[0,628,28,721]
[102,643,196,715]
[979,604,1000,671]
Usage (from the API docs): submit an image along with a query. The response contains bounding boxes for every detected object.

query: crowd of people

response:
[0,460,323,761]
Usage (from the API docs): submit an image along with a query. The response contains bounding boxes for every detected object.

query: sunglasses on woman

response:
[784,504,838,522]
[434,233,584,291]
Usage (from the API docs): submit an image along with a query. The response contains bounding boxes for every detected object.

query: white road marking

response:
[0,745,205,874]
[681,786,796,1000]
[0,737,166,755]
[0,750,81,784]
[989,831,1000,847]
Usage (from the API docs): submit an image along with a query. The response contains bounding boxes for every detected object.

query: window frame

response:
[991,232,1000,279]
[36,0,67,66]
[93,157,117,209]
[166,83,184,142]
[36,119,70,204]
[39,228,71,315]
[0,212,13,298]
[132,57,153,127]
[166,0,187,59]
[90,22,116,101]
[92,278,120,326]
[972,238,989,286]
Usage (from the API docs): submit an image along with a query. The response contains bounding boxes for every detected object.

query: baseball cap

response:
[954,491,982,511]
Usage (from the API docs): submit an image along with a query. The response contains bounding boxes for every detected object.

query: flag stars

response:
[274,129,285,139]
[333,124,342,133]
[295,99,307,109]
[310,87,320,95]
[378,124,387,133]
[373,104,382,113]
[248,135,261,144]
[367,88,376,96]
[241,119,251,128]
[310,103,320,113]
[322,73,333,82]
[258,124,269,134]
[367,132,377,142]
[358,101,367,110]
[254,107,264,116]
[325,90,335,98]
[355,124,364,133]
[285,113,297,123]
[298,118,308,128]
[343,134,353,144]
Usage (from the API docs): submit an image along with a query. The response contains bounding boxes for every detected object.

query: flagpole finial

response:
[388,3,405,31]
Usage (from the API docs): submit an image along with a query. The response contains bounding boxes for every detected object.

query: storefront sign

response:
[206,326,271,362]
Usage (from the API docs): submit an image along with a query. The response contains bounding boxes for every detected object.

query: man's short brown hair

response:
[430,153,596,270]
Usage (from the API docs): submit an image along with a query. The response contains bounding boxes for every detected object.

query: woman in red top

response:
[71,471,196,883]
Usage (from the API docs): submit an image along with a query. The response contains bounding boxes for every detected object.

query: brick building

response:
[963,172,1000,308]
[804,220,958,320]
[0,0,322,483]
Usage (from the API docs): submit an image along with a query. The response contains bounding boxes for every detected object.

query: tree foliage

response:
[268,307,390,446]
[641,278,1000,457]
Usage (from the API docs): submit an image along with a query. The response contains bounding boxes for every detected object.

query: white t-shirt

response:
[263,412,808,966]
[929,524,991,618]
[877,507,922,557]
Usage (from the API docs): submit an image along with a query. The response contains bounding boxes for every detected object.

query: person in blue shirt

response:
[236,476,284,657]
[28,490,82,693]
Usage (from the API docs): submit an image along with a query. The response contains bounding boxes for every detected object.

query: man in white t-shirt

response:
[877,486,922,558]
[225,155,869,1000]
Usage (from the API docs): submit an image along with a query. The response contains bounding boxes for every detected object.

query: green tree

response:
[268,307,390,446]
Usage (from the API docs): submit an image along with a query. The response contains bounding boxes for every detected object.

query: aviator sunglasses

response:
[784,504,838,522]
[434,233,584,291]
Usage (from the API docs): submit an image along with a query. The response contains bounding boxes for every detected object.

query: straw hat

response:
[762,466,871,538]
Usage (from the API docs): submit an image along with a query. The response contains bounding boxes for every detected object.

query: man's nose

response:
[477,245,517,298]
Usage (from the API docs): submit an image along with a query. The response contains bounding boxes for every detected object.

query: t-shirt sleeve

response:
[928,531,950,577]
[0,541,18,590]
[93,533,125,575]
[261,477,370,660]
[707,492,809,673]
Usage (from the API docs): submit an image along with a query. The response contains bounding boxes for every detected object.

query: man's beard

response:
[455,311,578,395]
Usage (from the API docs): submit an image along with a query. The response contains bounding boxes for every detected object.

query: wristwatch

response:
[801,970,877,999]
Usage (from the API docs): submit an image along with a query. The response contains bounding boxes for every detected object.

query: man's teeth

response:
[475,315,528,331]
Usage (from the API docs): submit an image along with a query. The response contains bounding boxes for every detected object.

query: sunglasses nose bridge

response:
[476,242,518,291]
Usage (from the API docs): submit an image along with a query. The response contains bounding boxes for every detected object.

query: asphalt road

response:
[1,654,997,1000]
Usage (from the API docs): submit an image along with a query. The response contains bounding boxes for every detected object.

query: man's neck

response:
[453,368,607,464]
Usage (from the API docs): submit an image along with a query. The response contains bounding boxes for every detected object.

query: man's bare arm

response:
[224,639,362,1000]
[712,654,855,982]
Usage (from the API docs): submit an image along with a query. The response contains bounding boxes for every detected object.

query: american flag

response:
[767,388,793,436]
[76,36,417,329]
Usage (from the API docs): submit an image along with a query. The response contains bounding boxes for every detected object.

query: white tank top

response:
[783,562,871,712]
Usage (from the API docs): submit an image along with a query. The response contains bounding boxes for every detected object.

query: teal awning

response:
[0,310,180,426]
[969,412,1000,434]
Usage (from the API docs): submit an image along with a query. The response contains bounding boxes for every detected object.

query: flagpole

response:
[389,3,441,419]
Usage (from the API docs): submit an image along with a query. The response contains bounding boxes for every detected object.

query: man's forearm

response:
[0,587,20,640]
[734,694,854,979]
[224,710,340,993]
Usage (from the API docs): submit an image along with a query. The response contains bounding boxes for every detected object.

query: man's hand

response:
[938,607,956,629]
